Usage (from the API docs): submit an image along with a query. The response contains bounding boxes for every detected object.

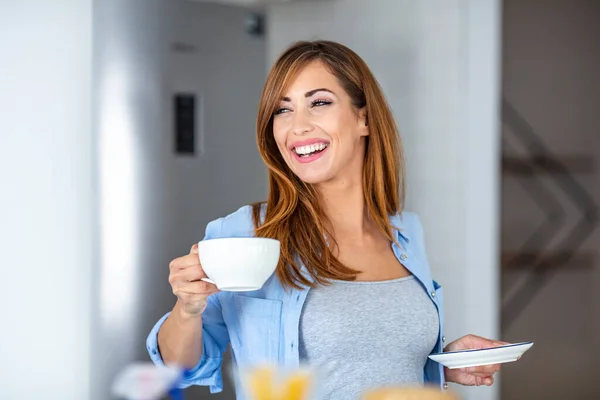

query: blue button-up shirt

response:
[147,205,445,397]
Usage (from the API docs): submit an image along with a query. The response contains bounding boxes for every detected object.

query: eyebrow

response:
[281,88,335,102]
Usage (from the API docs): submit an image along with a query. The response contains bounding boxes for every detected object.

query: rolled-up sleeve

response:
[146,294,229,392]
[146,217,229,393]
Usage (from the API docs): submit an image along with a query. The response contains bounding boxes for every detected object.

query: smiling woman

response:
[147,40,505,400]
[272,67,369,184]
[253,42,403,289]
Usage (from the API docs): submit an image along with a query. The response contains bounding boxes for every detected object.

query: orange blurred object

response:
[242,365,315,400]
[362,387,459,400]
[242,365,459,400]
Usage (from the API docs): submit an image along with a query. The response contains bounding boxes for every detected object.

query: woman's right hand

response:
[168,244,219,317]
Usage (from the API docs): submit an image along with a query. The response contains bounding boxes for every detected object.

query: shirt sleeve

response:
[145,217,230,393]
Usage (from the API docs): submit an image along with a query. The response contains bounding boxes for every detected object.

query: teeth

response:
[294,143,328,155]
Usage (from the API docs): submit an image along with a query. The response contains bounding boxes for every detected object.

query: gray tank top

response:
[298,275,439,400]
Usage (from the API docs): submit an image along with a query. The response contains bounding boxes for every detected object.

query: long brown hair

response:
[252,40,405,289]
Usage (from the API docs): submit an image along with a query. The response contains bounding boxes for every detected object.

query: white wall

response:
[267,1,501,399]
[0,1,94,399]
[0,1,266,399]
[93,1,175,398]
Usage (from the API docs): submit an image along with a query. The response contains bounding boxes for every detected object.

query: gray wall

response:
[501,1,600,399]
[267,1,501,399]
[0,1,94,398]
[157,4,268,399]
[95,1,266,399]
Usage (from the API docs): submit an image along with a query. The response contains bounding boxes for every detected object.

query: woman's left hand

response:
[443,334,509,386]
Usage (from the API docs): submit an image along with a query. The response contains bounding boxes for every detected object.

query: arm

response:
[157,300,204,368]
[147,219,230,391]
[147,292,230,391]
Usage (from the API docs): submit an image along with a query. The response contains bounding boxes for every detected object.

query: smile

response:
[293,142,329,157]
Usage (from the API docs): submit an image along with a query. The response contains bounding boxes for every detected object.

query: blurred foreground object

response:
[112,363,183,400]
[363,387,460,400]
[241,365,315,400]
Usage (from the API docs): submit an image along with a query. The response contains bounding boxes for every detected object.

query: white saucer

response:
[428,342,534,369]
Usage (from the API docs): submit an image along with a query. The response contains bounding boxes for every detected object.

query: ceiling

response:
[186,0,296,6]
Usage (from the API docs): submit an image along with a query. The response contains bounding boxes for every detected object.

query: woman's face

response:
[272,60,368,186]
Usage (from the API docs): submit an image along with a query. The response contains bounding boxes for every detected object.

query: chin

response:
[298,176,326,185]
[293,170,333,185]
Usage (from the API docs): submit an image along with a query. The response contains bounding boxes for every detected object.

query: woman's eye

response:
[312,99,332,107]
[274,107,290,115]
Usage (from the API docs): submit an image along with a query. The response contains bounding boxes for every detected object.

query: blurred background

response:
[0,0,598,399]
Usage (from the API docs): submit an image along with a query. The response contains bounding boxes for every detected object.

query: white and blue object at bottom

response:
[112,363,186,400]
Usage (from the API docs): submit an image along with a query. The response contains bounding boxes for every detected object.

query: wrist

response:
[175,300,206,322]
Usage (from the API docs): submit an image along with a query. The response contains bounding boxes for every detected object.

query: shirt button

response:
[443,383,448,390]
[442,336,446,343]
[400,253,408,260]
[431,291,436,297]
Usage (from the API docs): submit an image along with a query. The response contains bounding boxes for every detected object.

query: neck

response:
[317,178,372,237]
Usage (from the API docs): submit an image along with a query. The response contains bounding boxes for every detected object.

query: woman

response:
[147,40,504,399]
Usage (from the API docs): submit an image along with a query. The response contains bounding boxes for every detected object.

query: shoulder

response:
[392,210,428,253]
[397,210,422,229]
[394,211,437,283]
[393,210,425,238]
[203,203,266,240]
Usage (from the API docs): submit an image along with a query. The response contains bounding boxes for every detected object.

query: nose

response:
[291,109,313,136]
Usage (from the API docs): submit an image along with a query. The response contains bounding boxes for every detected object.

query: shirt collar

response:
[389,213,410,244]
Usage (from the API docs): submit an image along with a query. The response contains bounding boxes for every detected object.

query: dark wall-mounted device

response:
[245,13,265,37]
[174,93,195,155]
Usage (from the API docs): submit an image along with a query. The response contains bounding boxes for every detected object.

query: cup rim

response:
[198,237,280,245]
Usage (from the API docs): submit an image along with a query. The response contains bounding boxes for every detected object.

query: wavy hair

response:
[252,40,405,289]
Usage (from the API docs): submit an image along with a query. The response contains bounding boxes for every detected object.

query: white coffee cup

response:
[197,237,280,292]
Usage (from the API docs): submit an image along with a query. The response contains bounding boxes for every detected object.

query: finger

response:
[464,364,500,373]
[460,370,495,378]
[445,334,491,352]
[470,375,494,386]
[169,253,202,270]
[448,372,479,387]
[190,244,198,254]
[463,371,496,378]
[464,334,491,343]
[467,335,509,350]
[173,265,207,282]
[176,289,218,302]
[462,364,500,375]
[175,280,218,296]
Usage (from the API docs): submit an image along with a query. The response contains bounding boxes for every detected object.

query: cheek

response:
[272,121,288,153]
[323,111,351,136]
